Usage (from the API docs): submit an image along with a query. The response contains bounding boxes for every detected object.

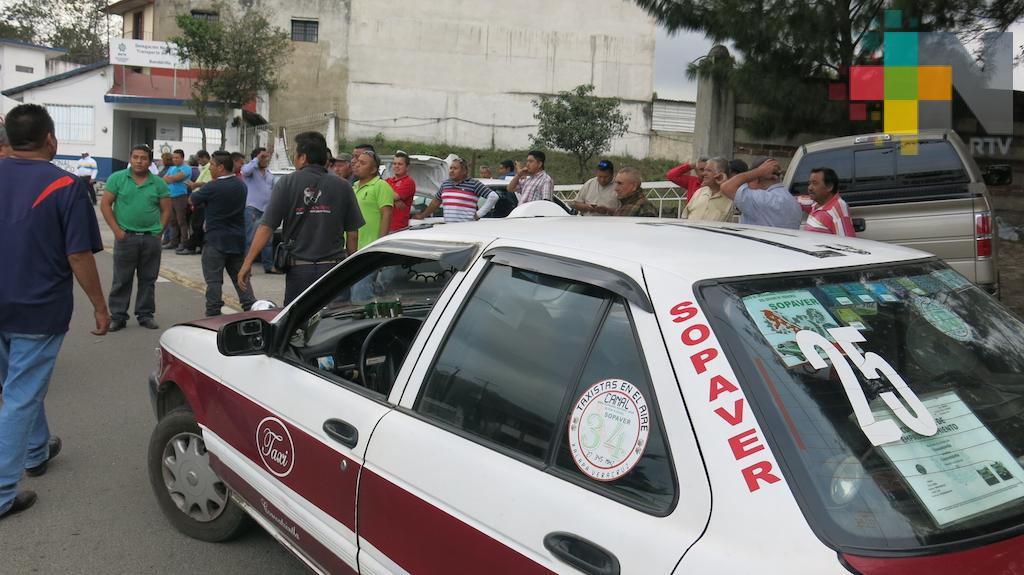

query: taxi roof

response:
[396,217,932,284]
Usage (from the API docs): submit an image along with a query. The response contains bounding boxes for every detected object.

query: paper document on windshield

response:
[875,391,1024,526]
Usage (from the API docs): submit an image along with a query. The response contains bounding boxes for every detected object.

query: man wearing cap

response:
[574,160,618,216]
[75,151,99,205]
[330,153,353,180]
[720,157,802,229]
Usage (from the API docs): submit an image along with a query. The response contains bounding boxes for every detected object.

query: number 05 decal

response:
[796,327,937,446]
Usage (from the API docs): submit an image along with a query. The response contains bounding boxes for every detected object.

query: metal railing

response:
[554,181,688,219]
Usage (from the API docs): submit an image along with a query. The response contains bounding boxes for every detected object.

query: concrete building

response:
[110,0,657,157]
[0,39,67,93]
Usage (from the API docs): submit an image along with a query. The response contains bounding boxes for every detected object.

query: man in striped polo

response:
[801,167,855,237]
[414,157,498,223]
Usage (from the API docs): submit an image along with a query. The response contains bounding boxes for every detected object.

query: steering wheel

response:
[359,317,423,396]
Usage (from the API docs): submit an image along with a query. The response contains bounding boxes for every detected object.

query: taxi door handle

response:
[544,532,620,575]
[323,419,358,449]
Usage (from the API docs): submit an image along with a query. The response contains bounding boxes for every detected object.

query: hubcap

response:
[161,431,228,522]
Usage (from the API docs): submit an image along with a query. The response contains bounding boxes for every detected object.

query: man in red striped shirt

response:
[801,167,855,237]
[414,157,498,223]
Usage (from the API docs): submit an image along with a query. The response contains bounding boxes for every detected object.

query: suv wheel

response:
[148,407,249,541]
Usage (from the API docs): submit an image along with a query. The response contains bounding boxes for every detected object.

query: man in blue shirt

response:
[720,157,802,229]
[162,149,191,250]
[241,147,277,273]
[0,104,109,520]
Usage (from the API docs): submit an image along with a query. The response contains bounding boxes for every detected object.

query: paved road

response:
[0,251,306,574]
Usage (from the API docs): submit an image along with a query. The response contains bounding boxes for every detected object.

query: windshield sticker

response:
[832,307,869,331]
[931,269,973,291]
[890,277,928,296]
[912,296,973,342]
[908,274,946,295]
[568,379,650,482]
[819,284,855,306]
[874,391,1024,527]
[743,290,839,367]
[866,282,899,303]
[838,282,879,305]
[797,326,938,446]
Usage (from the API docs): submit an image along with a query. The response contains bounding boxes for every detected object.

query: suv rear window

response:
[700,261,1024,552]
[791,140,969,206]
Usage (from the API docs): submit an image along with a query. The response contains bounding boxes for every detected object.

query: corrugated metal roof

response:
[652,100,696,133]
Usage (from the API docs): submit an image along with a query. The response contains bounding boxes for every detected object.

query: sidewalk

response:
[94,205,286,313]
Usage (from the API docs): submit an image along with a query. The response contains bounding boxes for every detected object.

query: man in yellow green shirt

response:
[351,150,393,251]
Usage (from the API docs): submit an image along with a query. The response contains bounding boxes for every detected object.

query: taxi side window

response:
[552,301,676,514]
[415,264,606,460]
[416,263,676,515]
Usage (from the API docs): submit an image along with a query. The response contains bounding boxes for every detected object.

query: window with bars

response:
[46,104,93,143]
[181,126,223,147]
[190,10,218,23]
[291,19,318,43]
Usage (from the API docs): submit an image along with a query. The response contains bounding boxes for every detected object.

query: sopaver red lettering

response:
[708,374,739,402]
[690,348,718,374]
[681,323,711,346]
[728,428,765,460]
[670,301,699,323]
[714,398,745,426]
[741,461,782,492]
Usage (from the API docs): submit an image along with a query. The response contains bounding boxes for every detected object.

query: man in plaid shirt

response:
[508,150,553,204]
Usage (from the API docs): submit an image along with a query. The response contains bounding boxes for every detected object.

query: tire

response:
[147,407,249,542]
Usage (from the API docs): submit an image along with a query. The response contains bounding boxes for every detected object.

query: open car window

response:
[699,261,1024,552]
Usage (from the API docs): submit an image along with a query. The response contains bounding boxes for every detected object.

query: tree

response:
[633,0,1024,137]
[169,4,290,150]
[0,0,113,64]
[531,84,628,180]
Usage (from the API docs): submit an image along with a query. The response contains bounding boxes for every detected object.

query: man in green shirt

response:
[99,145,171,331]
[352,150,393,251]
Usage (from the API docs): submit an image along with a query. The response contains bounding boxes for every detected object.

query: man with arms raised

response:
[0,104,109,519]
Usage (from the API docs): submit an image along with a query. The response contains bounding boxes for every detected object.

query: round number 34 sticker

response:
[568,379,651,482]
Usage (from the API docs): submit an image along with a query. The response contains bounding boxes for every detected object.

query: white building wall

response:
[17,67,115,162]
[344,0,656,156]
[0,45,49,91]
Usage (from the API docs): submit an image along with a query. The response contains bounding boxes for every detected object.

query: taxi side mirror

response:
[218,318,272,356]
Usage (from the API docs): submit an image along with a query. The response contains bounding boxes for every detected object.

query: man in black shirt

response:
[191,151,256,316]
[239,131,364,304]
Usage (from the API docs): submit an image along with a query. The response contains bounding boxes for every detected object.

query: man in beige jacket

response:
[682,157,734,222]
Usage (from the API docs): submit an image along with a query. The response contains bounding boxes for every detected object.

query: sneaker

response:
[108,320,126,332]
[0,491,37,520]
[162,243,177,250]
[25,436,61,477]
[175,247,196,255]
[139,319,160,330]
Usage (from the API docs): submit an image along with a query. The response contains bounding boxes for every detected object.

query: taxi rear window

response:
[699,261,1024,552]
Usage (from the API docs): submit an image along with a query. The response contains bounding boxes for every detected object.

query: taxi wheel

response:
[148,407,249,542]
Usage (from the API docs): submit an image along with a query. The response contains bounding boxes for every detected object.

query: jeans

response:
[202,246,256,316]
[244,206,274,272]
[109,233,162,323]
[284,263,335,305]
[0,331,65,514]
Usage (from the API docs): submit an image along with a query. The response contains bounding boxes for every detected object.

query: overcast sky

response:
[653,26,1024,102]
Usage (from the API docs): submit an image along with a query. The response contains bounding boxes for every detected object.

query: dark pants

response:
[201,246,256,316]
[183,204,205,251]
[109,233,161,322]
[245,206,274,272]
[168,196,190,248]
[285,263,335,305]
[82,176,96,205]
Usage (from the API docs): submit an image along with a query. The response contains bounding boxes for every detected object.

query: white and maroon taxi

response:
[147,216,1024,574]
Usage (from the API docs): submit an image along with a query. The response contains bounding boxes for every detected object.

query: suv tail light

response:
[975,212,993,258]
